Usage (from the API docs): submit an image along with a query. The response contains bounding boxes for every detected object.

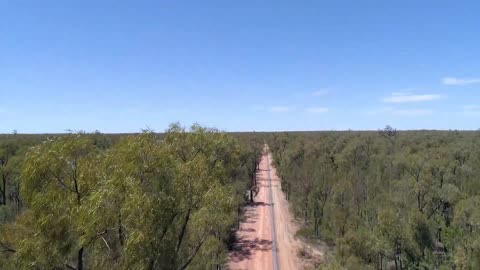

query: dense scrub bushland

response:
[269,128,480,270]
[0,124,263,270]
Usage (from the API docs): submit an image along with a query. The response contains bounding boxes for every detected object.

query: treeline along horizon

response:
[1,126,480,269]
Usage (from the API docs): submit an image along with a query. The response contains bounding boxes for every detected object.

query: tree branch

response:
[0,241,16,253]
[176,208,192,254]
[177,234,207,270]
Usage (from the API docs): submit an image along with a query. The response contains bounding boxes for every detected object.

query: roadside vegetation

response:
[269,127,480,269]
[0,124,262,270]
[2,125,479,269]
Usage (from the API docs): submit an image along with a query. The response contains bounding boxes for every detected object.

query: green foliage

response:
[2,128,479,269]
[0,125,261,269]
[268,129,480,269]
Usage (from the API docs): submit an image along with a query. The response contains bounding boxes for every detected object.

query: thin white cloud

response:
[367,107,433,116]
[269,106,295,113]
[382,92,444,103]
[391,109,433,116]
[305,107,329,114]
[365,107,393,116]
[462,105,480,115]
[463,104,480,110]
[312,89,329,96]
[165,108,188,114]
[442,77,480,86]
[252,105,296,113]
[391,88,413,96]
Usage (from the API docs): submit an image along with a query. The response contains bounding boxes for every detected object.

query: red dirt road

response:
[228,150,314,270]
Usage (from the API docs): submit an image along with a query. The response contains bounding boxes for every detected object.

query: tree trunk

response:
[304,198,308,223]
[77,247,84,270]
[399,251,403,270]
[118,213,124,246]
[379,254,383,270]
[1,174,6,205]
[15,182,21,214]
[176,209,192,254]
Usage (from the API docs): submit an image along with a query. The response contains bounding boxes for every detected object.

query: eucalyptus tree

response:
[0,124,248,270]
[15,134,101,270]
[269,130,480,269]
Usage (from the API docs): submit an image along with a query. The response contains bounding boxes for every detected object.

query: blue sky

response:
[1,1,479,133]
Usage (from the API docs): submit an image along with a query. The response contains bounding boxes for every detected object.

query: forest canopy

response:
[1,126,480,270]
[0,124,263,270]
[269,128,480,269]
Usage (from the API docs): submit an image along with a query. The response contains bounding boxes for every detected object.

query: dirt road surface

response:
[228,149,322,270]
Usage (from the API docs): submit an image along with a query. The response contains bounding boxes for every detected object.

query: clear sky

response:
[1,1,479,133]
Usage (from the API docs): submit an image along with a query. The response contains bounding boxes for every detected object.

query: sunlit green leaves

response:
[0,125,248,269]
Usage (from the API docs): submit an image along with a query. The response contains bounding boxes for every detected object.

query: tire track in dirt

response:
[266,152,279,270]
[227,147,324,270]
